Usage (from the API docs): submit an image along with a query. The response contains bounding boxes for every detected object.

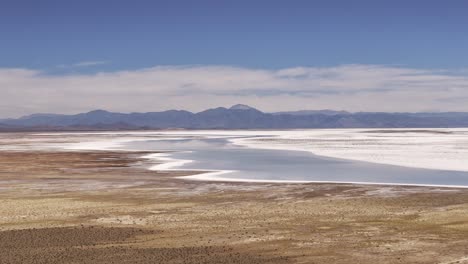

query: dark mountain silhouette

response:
[273,110,350,116]
[229,104,259,111]
[2,105,468,131]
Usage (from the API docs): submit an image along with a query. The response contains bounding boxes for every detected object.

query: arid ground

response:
[1,133,468,263]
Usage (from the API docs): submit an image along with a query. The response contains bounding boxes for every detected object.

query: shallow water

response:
[124,137,468,187]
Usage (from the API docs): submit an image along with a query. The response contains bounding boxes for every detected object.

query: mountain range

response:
[1,104,468,131]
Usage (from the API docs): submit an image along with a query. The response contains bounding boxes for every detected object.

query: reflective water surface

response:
[125,137,468,187]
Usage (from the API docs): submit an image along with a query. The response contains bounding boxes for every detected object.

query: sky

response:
[1,0,468,117]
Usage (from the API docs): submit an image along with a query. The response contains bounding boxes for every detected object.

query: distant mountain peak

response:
[86,109,111,115]
[229,104,257,111]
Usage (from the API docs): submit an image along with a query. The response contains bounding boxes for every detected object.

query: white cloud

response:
[73,61,108,67]
[56,61,109,68]
[0,64,468,118]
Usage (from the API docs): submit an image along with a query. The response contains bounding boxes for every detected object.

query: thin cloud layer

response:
[1,64,468,118]
[56,61,109,69]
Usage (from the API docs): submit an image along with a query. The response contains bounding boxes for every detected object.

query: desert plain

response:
[0,132,468,264]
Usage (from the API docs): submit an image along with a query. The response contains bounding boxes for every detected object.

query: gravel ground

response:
[1,133,468,263]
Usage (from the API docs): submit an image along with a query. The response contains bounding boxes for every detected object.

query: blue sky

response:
[1,0,468,117]
[2,0,468,71]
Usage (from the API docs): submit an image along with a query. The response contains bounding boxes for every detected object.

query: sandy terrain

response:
[1,132,468,263]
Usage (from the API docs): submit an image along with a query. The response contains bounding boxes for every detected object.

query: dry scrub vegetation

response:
[0,134,468,263]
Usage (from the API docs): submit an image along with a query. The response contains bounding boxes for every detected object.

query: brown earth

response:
[0,133,468,263]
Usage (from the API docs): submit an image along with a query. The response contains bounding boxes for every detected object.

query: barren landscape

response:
[1,132,468,263]
[4,1,468,263]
